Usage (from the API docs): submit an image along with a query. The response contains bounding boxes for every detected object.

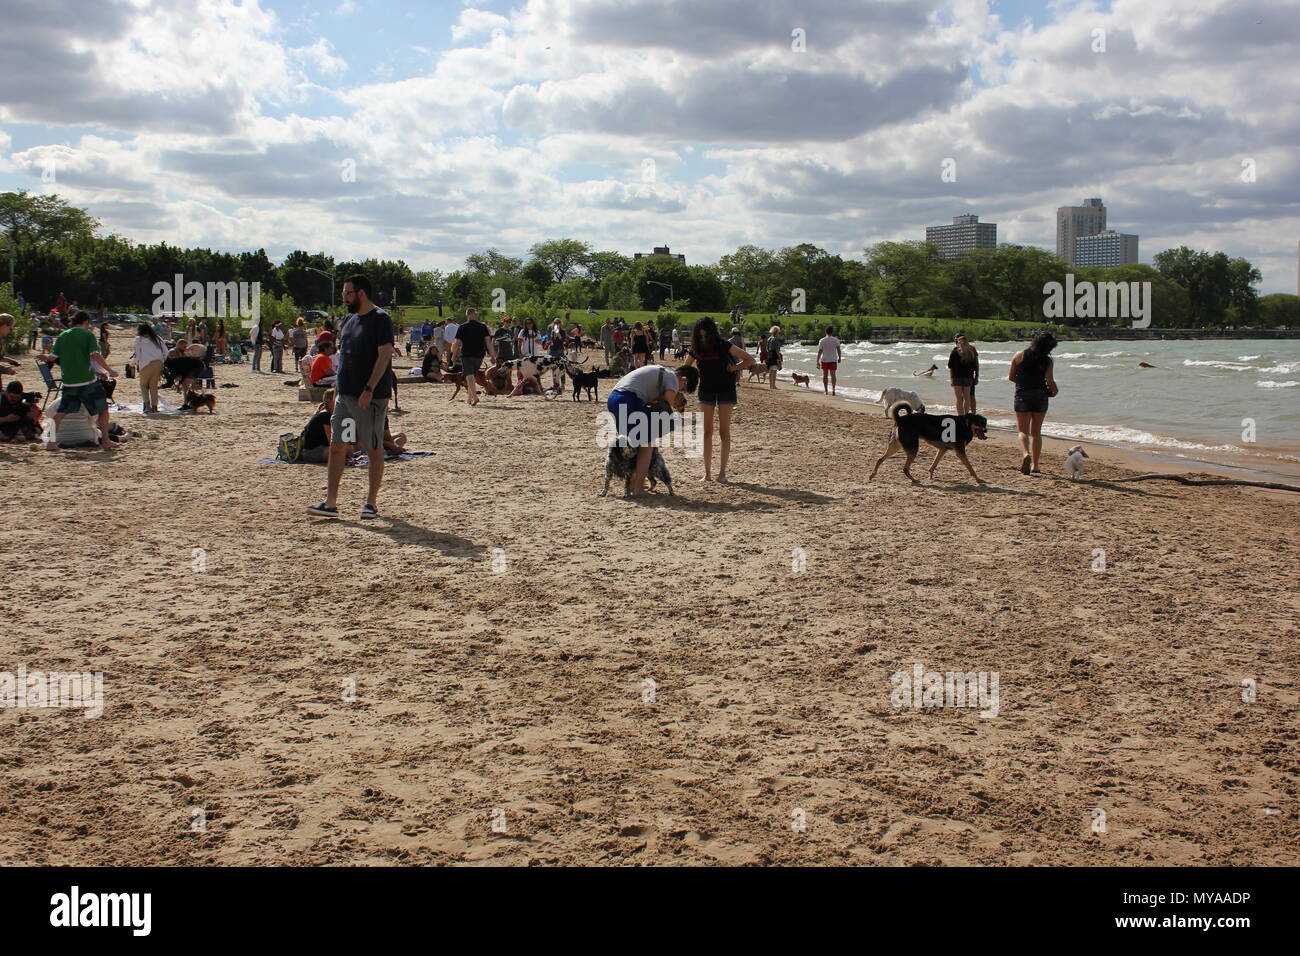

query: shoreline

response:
[756,376,1300,498]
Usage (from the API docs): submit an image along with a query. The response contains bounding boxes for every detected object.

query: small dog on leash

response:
[180,390,216,414]
[790,373,810,388]
[602,442,674,497]
[878,386,925,416]
[1064,445,1089,480]
[868,402,988,484]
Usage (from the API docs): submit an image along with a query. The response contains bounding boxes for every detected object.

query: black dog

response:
[570,366,600,401]
[868,402,988,484]
[602,442,674,497]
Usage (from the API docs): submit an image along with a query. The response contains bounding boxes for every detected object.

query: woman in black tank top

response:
[681,316,757,482]
[1008,331,1059,474]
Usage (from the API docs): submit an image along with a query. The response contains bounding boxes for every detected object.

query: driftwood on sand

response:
[1107,473,1300,493]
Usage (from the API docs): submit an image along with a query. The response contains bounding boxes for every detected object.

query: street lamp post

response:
[644,279,674,309]
[303,267,335,310]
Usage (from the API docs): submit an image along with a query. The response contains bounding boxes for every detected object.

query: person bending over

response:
[606,363,697,497]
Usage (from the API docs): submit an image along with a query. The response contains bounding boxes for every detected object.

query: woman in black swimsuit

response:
[631,322,650,369]
[947,332,978,415]
[680,316,756,481]
[1008,331,1059,474]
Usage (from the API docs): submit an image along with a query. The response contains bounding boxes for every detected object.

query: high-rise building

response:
[633,245,685,264]
[1074,230,1139,268]
[1056,198,1107,264]
[924,214,997,260]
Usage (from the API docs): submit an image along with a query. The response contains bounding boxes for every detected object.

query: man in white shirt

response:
[816,325,842,396]
[442,318,459,361]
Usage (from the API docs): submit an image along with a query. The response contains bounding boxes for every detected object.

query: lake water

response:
[779,339,1300,482]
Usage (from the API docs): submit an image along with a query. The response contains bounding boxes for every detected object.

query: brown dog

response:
[791,373,810,388]
[181,390,216,414]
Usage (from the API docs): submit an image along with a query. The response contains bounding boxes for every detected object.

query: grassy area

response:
[392,306,1042,342]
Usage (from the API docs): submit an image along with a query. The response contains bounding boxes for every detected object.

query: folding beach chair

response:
[227,342,244,364]
[37,361,62,408]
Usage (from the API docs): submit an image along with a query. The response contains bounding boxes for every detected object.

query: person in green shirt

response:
[38,310,120,447]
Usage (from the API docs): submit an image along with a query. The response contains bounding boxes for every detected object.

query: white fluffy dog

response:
[1064,445,1089,480]
[878,387,925,416]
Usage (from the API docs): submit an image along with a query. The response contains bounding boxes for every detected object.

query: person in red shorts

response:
[816,325,841,396]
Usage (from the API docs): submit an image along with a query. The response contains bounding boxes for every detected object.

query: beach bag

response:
[276,431,305,462]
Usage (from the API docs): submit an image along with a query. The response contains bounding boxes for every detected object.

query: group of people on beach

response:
[3,275,1066,502]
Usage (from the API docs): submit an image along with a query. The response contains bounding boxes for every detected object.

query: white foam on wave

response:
[981,418,1240,454]
[1183,359,1253,371]
[1257,363,1298,375]
[1055,352,1087,359]
[1238,355,1261,361]
[1068,363,1108,369]
[1257,380,1298,389]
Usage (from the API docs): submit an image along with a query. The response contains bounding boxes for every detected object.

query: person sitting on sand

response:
[484,356,512,396]
[511,358,543,396]
[300,389,335,463]
[420,345,443,382]
[0,381,42,443]
[310,342,338,386]
[382,418,407,456]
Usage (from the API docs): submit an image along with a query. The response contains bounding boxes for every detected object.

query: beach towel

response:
[256,451,434,466]
[112,398,181,416]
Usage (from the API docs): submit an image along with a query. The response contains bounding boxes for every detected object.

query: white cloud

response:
[1,0,1297,291]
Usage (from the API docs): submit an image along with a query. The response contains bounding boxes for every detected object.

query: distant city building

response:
[1074,230,1139,268]
[633,245,686,264]
[924,214,997,260]
[1056,198,1107,264]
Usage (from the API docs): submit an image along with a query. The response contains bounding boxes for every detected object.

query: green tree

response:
[279,251,336,309]
[413,270,446,306]
[584,251,633,283]
[521,259,554,295]
[597,272,642,311]
[864,241,946,317]
[0,191,99,249]
[1257,293,1300,328]
[528,239,592,283]
[464,248,523,276]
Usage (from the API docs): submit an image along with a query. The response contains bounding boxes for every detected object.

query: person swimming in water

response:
[1138,362,1156,369]
[914,364,938,377]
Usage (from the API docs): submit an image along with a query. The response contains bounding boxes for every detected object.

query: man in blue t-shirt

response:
[308,275,395,520]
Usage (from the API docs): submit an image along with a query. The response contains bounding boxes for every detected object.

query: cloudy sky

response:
[2,0,1297,292]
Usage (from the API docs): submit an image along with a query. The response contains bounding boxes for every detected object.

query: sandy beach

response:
[1,331,1297,866]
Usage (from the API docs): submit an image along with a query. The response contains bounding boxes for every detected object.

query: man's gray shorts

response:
[461,354,483,376]
[331,394,387,451]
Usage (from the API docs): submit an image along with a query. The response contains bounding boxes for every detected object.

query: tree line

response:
[2,191,1295,329]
